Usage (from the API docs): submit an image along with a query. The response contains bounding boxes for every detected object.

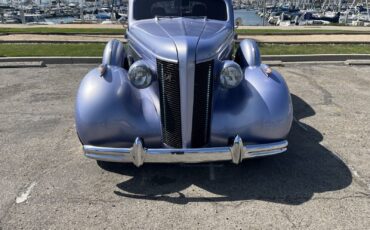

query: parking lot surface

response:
[0,64,369,229]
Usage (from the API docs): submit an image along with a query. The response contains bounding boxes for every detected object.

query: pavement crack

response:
[312,194,369,201]
[321,143,370,193]
[281,209,298,228]
[286,70,339,107]
[25,193,370,206]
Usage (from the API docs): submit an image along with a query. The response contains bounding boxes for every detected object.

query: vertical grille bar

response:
[191,60,214,148]
[157,59,183,148]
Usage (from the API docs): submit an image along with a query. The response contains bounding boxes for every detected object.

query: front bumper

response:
[83,136,288,167]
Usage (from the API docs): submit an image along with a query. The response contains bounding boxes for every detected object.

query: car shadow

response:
[98,94,352,205]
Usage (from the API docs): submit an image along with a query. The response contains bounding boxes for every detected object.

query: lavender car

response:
[75,0,293,167]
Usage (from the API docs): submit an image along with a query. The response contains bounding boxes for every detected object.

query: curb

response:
[262,54,370,62]
[344,59,370,65]
[0,32,124,36]
[0,57,101,64]
[256,41,370,44]
[1,55,370,65]
[239,32,370,36]
[0,61,46,68]
[0,40,110,44]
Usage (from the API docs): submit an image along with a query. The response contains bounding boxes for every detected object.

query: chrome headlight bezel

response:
[128,60,153,89]
[219,61,244,89]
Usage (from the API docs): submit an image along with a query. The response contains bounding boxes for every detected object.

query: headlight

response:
[220,61,243,89]
[128,60,152,89]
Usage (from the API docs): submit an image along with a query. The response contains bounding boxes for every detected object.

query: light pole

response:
[80,0,84,22]
[20,0,25,24]
[366,0,370,21]
[262,0,266,26]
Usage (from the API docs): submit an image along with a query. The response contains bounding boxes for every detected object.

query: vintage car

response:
[75,0,293,167]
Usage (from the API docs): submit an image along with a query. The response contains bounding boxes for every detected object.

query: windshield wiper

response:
[156,16,207,20]
[155,16,181,19]
[183,16,207,19]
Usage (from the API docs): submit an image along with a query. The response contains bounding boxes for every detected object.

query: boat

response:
[95,8,111,20]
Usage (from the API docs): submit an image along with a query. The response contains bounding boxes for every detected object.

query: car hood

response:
[128,18,233,62]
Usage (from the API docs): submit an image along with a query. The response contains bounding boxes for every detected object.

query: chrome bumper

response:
[83,136,288,167]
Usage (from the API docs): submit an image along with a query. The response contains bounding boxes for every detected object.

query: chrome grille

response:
[157,59,183,148]
[191,60,214,147]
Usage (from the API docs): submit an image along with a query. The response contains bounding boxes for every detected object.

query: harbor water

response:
[45,17,75,24]
[234,10,265,26]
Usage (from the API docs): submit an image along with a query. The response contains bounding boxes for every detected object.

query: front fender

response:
[210,67,293,146]
[209,38,292,146]
[75,66,161,147]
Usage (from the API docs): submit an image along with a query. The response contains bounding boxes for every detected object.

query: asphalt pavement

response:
[0,64,369,229]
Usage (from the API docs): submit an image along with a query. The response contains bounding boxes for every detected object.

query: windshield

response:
[133,0,227,21]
